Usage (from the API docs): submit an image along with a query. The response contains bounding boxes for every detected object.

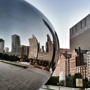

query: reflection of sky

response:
[0,0,54,51]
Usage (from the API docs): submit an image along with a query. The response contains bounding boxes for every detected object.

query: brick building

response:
[70,47,87,78]
[53,49,71,76]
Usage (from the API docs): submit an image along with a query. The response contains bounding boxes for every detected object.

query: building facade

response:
[70,14,90,51]
[87,51,90,80]
[70,48,87,78]
[76,65,87,79]
[53,49,71,76]
[59,53,71,76]
[70,49,77,75]
[0,39,4,53]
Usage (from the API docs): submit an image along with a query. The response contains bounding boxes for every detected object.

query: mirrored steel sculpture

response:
[0,0,59,90]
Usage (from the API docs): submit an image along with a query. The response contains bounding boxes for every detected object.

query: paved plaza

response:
[0,61,90,90]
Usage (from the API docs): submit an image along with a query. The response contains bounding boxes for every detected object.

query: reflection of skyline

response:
[0,0,54,51]
[0,34,53,61]
[0,31,52,52]
[0,34,53,69]
[0,34,53,63]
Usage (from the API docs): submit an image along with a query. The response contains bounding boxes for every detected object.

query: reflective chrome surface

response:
[0,0,59,89]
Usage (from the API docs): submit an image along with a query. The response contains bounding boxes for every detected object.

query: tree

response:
[59,80,64,86]
[0,53,3,59]
[83,78,88,88]
[73,73,82,88]
[66,74,74,87]
[88,80,90,87]
[45,76,59,85]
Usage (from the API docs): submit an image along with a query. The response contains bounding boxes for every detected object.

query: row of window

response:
[70,18,86,35]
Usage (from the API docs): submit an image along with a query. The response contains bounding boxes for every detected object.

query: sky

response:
[26,0,90,49]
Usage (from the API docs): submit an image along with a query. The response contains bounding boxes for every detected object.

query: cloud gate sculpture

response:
[0,0,59,90]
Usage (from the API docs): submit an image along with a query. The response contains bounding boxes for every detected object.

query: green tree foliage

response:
[66,74,74,87]
[45,73,90,88]
[72,73,82,88]
[45,76,59,85]
[83,78,88,88]
[88,81,90,87]
[59,80,64,86]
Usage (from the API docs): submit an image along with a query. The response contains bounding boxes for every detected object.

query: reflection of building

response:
[28,35,38,59]
[22,45,29,56]
[70,14,90,51]
[28,34,53,61]
[37,34,53,61]
[4,47,9,53]
[0,39,4,53]
[11,34,21,53]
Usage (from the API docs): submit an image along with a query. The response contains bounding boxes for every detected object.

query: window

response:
[75,25,77,32]
[72,28,74,34]
[84,18,86,26]
[81,21,82,29]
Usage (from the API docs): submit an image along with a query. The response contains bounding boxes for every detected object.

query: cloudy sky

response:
[26,0,90,49]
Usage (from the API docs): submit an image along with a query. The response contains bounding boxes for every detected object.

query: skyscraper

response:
[0,39,4,53]
[11,34,21,53]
